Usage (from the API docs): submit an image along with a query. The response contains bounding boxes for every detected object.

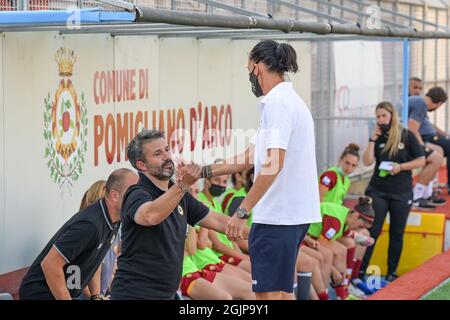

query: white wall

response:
[0,32,311,274]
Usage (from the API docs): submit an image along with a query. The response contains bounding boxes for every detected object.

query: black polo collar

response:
[138,172,174,196]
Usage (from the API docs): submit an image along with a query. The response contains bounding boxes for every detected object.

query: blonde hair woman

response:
[80,180,106,210]
[360,101,425,282]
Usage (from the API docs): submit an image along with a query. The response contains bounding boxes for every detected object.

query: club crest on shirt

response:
[398,142,405,150]
[322,176,331,186]
[325,228,336,239]
[178,205,184,216]
[379,143,385,148]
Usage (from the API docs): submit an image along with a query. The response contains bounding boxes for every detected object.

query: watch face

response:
[237,209,247,218]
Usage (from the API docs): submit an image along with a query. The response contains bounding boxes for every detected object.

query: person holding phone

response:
[360,101,425,282]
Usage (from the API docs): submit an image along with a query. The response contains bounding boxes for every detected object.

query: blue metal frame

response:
[0,9,135,25]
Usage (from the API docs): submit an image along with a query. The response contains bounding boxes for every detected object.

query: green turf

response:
[422,279,450,300]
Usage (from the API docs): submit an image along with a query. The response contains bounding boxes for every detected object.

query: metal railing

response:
[1,0,449,172]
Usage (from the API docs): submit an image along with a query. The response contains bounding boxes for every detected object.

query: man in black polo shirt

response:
[110,129,245,300]
[19,168,138,300]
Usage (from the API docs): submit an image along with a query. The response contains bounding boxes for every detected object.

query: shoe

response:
[426,192,446,206]
[348,283,368,298]
[351,278,377,295]
[412,198,436,210]
[385,273,399,282]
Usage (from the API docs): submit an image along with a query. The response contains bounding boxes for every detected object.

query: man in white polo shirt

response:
[181,40,321,300]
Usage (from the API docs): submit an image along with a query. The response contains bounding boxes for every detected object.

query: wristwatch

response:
[236,208,251,219]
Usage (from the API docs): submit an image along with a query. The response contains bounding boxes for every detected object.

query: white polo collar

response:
[100,199,114,231]
[259,81,293,109]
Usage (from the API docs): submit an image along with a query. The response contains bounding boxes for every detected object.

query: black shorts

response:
[424,145,433,158]
[422,134,440,144]
[248,223,310,293]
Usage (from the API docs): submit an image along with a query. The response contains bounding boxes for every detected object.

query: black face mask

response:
[249,66,264,97]
[209,184,226,197]
[379,123,391,133]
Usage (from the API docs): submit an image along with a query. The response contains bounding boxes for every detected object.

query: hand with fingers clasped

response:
[304,236,320,249]
[225,213,247,242]
[183,162,203,180]
[176,162,201,190]
[354,233,375,247]
[389,163,402,175]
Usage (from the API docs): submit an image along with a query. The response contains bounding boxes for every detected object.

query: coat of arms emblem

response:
[43,47,88,195]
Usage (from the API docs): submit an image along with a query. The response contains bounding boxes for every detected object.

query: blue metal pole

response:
[402,38,410,128]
